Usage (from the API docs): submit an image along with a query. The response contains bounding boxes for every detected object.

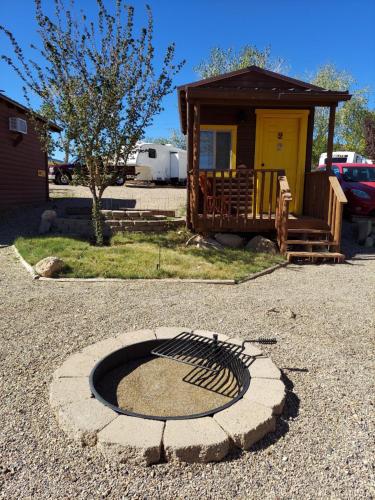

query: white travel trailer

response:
[319,151,373,165]
[127,142,187,183]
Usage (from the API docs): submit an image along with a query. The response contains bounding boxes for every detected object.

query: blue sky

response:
[1,0,374,149]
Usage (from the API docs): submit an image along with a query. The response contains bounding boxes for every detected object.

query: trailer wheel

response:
[55,172,71,185]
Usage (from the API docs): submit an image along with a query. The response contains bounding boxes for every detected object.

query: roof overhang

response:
[0,94,62,132]
[177,66,352,134]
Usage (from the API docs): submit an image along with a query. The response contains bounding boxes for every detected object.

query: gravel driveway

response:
[0,208,374,499]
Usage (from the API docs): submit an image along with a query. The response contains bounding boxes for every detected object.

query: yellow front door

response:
[254,110,309,214]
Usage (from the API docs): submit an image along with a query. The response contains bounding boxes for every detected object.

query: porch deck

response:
[188,167,347,261]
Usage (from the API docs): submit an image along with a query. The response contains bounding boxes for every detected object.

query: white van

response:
[127,142,187,184]
[319,151,373,165]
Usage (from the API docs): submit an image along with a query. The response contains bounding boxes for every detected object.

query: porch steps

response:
[286,239,337,246]
[286,251,345,263]
[285,225,344,263]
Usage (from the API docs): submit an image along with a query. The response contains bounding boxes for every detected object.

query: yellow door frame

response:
[254,109,309,214]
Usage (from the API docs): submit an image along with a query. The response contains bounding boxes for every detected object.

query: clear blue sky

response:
[1,0,374,148]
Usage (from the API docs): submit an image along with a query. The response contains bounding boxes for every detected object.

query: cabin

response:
[178,66,351,262]
[0,93,60,210]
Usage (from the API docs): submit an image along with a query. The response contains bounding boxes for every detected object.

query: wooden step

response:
[288,228,330,234]
[286,240,336,246]
[286,251,345,263]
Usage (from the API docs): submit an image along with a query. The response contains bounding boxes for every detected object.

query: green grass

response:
[15,229,284,280]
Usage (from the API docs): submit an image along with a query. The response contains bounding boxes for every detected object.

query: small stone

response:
[35,256,64,277]
[245,235,278,255]
[214,233,245,249]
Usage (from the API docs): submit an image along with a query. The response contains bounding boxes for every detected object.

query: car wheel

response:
[56,172,71,185]
[115,177,125,186]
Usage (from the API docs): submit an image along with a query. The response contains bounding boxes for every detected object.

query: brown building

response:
[178,66,351,262]
[0,93,60,209]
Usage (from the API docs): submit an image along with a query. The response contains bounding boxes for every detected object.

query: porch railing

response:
[190,168,281,226]
[304,171,347,250]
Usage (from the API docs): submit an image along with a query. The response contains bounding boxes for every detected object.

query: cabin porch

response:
[188,167,347,262]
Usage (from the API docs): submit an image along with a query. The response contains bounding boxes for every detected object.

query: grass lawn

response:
[15,230,284,280]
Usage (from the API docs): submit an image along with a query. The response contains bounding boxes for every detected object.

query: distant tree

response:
[364,114,375,161]
[194,45,288,79]
[145,129,186,149]
[309,64,371,166]
[1,0,183,245]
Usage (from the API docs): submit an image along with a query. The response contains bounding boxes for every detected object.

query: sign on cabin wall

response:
[37,169,46,177]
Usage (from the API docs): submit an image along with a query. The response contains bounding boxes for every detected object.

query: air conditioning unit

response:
[9,117,28,134]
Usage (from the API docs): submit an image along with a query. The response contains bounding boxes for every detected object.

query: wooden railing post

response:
[186,102,194,229]
[192,103,200,228]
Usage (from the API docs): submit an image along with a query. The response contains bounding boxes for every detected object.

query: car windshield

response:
[343,167,375,182]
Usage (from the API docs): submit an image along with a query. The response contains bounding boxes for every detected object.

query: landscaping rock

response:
[163,417,230,463]
[97,415,163,465]
[214,233,245,248]
[34,256,64,277]
[186,234,224,251]
[365,236,374,247]
[357,220,372,244]
[49,377,91,409]
[38,210,57,234]
[245,235,278,255]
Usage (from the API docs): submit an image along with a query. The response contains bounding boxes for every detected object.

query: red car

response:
[318,163,375,217]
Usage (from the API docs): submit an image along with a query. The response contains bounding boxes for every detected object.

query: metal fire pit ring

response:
[50,327,286,465]
[89,338,251,421]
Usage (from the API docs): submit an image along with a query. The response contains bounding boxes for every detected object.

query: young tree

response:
[145,129,186,149]
[309,64,370,166]
[1,0,183,244]
[194,45,288,79]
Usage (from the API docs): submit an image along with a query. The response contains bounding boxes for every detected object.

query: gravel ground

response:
[0,206,374,499]
[49,184,186,212]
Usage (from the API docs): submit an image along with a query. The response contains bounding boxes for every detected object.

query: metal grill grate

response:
[151,331,276,374]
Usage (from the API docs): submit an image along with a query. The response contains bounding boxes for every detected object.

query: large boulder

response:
[39,210,57,234]
[214,233,245,249]
[35,256,64,278]
[186,234,224,251]
[245,235,278,255]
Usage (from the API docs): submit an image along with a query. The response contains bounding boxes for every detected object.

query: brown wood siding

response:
[0,100,48,209]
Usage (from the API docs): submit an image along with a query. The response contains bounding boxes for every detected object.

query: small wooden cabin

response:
[178,66,351,262]
[0,94,60,210]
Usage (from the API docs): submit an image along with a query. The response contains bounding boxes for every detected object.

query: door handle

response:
[261,163,265,167]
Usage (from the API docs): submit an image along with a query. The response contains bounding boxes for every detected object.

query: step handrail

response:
[328,175,347,249]
[275,172,292,255]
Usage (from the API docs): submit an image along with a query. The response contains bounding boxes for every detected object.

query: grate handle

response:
[242,338,277,348]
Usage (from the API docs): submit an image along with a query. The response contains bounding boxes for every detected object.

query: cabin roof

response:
[0,93,62,132]
[178,65,351,134]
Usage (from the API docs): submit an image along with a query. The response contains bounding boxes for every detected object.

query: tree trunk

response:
[91,192,104,246]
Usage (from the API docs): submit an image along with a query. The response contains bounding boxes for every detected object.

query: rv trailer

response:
[127,142,187,184]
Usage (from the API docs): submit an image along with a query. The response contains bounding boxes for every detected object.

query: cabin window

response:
[199,129,234,170]
[148,148,157,159]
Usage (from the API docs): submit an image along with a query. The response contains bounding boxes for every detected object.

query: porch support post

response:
[186,102,194,230]
[192,103,200,230]
[326,104,336,173]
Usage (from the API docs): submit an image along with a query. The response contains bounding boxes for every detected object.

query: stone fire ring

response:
[50,328,286,465]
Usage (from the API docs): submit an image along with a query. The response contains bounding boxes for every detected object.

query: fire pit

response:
[50,328,286,465]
